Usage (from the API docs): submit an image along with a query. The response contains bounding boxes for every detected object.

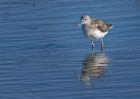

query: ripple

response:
[0,0,140,99]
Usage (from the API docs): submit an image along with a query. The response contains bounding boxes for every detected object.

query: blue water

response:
[0,0,140,99]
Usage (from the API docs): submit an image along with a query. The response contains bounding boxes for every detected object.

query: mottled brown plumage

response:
[91,19,112,32]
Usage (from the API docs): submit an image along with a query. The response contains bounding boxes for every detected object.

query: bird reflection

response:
[80,52,109,87]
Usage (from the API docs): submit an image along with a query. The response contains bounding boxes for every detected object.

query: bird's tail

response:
[108,24,113,30]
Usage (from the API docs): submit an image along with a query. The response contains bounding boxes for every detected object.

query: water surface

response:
[0,0,140,99]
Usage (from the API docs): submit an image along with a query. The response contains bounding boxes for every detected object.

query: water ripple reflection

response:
[80,52,109,87]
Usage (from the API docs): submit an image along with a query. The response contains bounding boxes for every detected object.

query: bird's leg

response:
[91,40,94,50]
[101,38,104,52]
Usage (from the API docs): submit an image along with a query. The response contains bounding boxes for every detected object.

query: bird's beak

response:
[77,20,83,27]
[77,23,82,27]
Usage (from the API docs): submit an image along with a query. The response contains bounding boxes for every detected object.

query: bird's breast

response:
[82,25,94,35]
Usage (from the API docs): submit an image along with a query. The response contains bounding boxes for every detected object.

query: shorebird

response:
[78,15,112,51]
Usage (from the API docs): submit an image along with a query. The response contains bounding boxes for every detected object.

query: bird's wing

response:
[91,19,112,32]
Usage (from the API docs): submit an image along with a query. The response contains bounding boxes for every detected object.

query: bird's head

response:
[77,15,91,27]
[80,15,91,24]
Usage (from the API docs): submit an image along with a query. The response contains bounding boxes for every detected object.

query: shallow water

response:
[0,0,140,99]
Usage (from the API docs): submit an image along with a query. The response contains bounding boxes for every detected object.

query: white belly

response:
[82,25,108,40]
